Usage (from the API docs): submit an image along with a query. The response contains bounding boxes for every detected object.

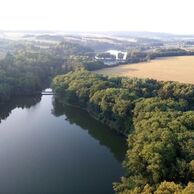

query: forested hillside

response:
[1,37,194,193]
[0,41,104,104]
[52,70,194,193]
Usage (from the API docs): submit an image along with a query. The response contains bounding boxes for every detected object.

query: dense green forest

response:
[0,41,104,104]
[1,40,193,106]
[1,38,194,193]
[52,70,194,193]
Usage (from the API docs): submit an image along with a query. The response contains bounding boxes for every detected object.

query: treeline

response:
[0,41,103,104]
[52,70,194,134]
[0,49,63,103]
[62,55,105,72]
[52,70,194,193]
[52,41,94,56]
[126,48,194,64]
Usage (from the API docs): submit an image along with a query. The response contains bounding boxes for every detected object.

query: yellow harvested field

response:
[94,56,194,84]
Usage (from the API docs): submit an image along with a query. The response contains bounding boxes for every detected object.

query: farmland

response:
[94,56,194,84]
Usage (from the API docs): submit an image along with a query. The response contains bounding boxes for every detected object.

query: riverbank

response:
[0,95,126,194]
[52,70,194,193]
[54,96,129,137]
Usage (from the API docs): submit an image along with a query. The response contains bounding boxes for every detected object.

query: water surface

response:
[0,95,126,194]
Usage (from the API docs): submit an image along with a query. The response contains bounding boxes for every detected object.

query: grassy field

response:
[94,56,194,84]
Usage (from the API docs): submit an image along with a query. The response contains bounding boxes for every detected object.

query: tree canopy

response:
[52,70,194,193]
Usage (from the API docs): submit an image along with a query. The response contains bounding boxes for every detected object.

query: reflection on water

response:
[52,99,127,162]
[0,95,41,123]
[0,95,126,194]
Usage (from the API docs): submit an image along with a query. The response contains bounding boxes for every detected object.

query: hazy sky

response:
[0,0,194,34]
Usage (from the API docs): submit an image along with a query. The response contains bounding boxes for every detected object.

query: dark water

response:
[0,95,127,194]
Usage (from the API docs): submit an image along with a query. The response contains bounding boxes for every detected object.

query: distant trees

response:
[0,40,101,104]
[52,70,194,193]
[96,53,116,60]
[126,51,150,63]
[150,48,194,58]
[54,41,94,56]
[125,48,194,64]
[0,50,59,103]
[118,53,124,60]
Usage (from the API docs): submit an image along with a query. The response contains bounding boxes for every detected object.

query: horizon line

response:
[1,29,194,36]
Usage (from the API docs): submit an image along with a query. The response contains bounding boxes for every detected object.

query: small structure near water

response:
[95,50,127,66]
[41,88,54,95]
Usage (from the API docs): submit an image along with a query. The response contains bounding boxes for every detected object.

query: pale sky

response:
[0,0,194,34]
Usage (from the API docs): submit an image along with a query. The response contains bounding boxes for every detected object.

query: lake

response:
[94,56,194,84]
[0,95,126,194]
